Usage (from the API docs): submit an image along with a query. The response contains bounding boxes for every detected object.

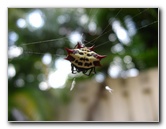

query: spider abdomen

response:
[65,42,106,76]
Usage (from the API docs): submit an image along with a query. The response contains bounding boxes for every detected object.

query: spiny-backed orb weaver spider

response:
[65,42,106,76]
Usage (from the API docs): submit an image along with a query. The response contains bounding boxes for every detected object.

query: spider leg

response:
[88,68,93,76]
[71,64,77,74]
[85,67,96,76]
[83,68,92,76]
[82,69,88,75]
[76,68,81,72]
[93,67,96,74]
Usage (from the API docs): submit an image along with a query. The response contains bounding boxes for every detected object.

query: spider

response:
[65,42,106,76]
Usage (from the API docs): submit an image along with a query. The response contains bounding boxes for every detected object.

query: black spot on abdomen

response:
[75,60,83,66]
[80,58,89,61]
[84,63,92,67]
[78,62,83,66]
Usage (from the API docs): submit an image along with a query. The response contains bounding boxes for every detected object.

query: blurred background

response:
[8,8,158,121]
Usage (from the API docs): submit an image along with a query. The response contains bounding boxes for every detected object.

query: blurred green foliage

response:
[8,8,158,121]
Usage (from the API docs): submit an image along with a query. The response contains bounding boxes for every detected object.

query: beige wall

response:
[66,68,159,122]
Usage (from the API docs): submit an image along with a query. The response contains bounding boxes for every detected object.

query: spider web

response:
[8,8,158,61]
[8,8,158,91]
